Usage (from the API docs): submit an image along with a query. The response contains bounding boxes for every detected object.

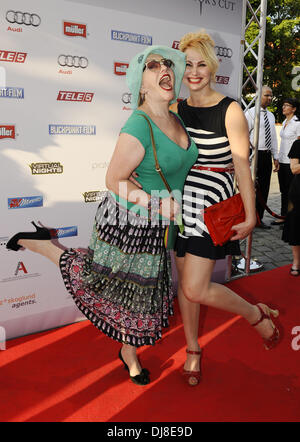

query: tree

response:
[244,0,300,121]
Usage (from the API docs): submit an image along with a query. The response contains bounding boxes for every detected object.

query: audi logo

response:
[6,10,41,26]
[58,55,88,69]
[122,93,132,104]
[215,46,233,58]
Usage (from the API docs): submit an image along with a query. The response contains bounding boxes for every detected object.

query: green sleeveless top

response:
[112,109,198,216]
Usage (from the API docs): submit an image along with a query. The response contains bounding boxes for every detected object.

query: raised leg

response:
[18,239,63,267]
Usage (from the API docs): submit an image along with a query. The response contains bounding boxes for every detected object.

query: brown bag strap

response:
[139,113,172,194]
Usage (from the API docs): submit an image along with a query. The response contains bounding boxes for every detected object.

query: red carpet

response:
[1,264,299,422]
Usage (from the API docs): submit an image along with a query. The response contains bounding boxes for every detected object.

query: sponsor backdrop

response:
[0,0,244,340]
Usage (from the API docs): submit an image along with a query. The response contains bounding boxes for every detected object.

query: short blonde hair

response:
[179,30,219,82]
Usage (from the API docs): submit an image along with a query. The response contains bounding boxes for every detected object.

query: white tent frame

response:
[228,0,268,279]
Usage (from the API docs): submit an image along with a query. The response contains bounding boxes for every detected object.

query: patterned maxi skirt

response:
[59,192,175,347]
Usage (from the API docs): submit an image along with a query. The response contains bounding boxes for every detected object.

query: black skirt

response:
[282,176,300,246]
[174,234,241,260]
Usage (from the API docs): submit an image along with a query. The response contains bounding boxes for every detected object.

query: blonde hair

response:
[179,30,219,82]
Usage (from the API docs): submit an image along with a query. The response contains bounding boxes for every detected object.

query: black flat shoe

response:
[6,221,52,251]
[118,349,150,386]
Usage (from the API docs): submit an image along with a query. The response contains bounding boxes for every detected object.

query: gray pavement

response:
[238,170,293,274]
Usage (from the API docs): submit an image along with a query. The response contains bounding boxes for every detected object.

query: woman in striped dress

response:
[170,31,281,386]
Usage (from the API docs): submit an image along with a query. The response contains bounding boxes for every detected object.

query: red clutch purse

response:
[204,193,245,246]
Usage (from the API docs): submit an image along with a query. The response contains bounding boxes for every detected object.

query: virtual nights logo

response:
[83,191,105,203]
[29,162,63,174]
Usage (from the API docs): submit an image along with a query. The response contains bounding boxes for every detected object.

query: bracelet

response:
[147,195,161,222]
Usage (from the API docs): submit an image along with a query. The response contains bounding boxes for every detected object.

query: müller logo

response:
[29,162,63,174]
[114,62,129,76]
[49,125,96,135]
[50,226,78,238]
[0,87,24,99]
[0,50,27,63]
[0,125,15,139]
[57,91,94,102]
[63,21,87,38]
[8,196,43,209]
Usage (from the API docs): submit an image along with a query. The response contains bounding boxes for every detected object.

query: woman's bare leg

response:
[121,344,142,377]
[175,255,201,373]
[181,253,276,340]
[18,239,63,267]
[291,245,300,274]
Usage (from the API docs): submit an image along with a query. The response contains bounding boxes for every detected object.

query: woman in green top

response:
[6,46,198,386]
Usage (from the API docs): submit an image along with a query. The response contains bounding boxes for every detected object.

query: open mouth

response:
[159,74,173,91]
[188,77,202,84]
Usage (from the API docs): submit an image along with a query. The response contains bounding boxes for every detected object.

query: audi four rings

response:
[58,55,89,68]
[6,10,41,26]
[122,93,132,104]
[215,46,233,58]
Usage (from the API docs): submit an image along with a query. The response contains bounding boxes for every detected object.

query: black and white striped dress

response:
[175,96,241,259]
